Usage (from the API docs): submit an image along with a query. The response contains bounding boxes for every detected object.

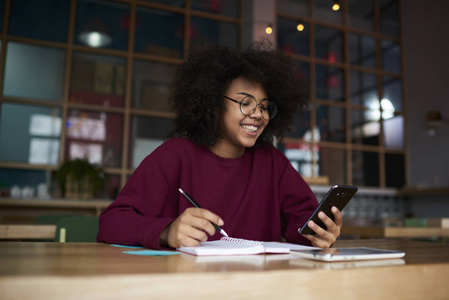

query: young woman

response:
[97,43,342,249]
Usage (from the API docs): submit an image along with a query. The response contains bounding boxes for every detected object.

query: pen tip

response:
[221,229,229,237]
[179,188,183,193]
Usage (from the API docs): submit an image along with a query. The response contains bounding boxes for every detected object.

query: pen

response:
[178,188,229,237]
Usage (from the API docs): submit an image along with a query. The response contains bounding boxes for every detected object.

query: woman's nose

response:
[250,104,264,118]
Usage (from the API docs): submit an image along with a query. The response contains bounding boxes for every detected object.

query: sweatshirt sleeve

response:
[278,160,319,245]
[97,155,176,249]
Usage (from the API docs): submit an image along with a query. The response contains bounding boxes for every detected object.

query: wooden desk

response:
[0,225,56,240]
[342,225,449,238]
[1,239,448,299]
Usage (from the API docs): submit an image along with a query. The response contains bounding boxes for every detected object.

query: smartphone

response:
[300,184,358,235]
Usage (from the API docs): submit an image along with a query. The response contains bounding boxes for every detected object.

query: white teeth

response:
[242,125,258,132]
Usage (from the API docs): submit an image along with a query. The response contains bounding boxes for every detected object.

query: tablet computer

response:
[290,247,405,262]
[289,258,405,269]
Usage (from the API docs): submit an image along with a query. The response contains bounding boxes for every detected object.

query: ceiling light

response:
[78,31,112,48]
[78,19,112,48]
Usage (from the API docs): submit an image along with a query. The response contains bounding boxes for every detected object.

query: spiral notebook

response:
[177,237,317,256]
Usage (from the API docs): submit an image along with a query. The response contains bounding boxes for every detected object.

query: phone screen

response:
[300,185,358,235]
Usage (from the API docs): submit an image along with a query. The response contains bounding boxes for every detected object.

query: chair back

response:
[55,216,99,242]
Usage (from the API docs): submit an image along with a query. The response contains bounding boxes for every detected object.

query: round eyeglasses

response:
[223,95,278,120]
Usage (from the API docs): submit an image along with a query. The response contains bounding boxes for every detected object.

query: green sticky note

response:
[111,244,144,249]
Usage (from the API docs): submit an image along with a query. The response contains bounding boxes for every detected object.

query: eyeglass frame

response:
[223,95,278,120]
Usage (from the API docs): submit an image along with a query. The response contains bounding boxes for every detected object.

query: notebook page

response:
[178,238,265,256]
[263,242,319,253]
[177,237,318,256]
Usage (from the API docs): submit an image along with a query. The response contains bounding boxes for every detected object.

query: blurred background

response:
[0,0,448,230]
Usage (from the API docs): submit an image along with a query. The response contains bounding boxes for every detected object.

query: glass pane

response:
[295,61,310,83]
[349,33,376,68]
[191,0,238,18]
[381,39,401,73]
[284,111,311,139]
[9,0,70,42]
[314,0,343,24]
[315,25,343,63]
[0,103,61,165]
[70,52,126,107]
[385,153,405,187]
[135,7,184,59]
[278,18,310,56]
[383,115,404,149]
[3,42,66,101]
[278,0,309,17]
[349,71,377,107]
[282,142,317,177]
[75,0,129,50]
[100,174,121,200]
[190,16,238,51]
[0,169,49,198]
[141,0,185,7]
[348,0,374,31]
[129,116,175,168]
[380,0,399,37]
[382,76,402,112]
[315,65,345,102]
[352,150,379,187]
[132,60,178,111]
[351,109,379,146]
[316,105,346,143]
[65,110,123,168]
[319,147,346,184]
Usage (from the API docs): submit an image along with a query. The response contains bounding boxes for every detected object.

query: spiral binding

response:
[220,237,263,246]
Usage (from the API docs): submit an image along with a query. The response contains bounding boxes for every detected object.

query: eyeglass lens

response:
[240,97,277,120]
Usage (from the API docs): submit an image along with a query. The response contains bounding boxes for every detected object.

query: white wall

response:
[403,0,449,188]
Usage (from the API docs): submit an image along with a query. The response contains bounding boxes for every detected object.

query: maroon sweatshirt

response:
[97,138,318,249]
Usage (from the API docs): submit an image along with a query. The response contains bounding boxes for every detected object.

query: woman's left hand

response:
[299,206,343,248]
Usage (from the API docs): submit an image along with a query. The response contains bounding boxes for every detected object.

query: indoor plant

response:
[55,159,106,200]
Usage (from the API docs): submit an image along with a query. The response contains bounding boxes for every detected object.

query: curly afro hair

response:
[170,41,309,147]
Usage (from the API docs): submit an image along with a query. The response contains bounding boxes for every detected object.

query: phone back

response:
[300,185,358,235]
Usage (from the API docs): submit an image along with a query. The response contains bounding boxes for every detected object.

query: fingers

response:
[299,207,342,248]
[188,207,224,230]
[166,207,224,248]
[301,232,328,248]
[331,206,343,228]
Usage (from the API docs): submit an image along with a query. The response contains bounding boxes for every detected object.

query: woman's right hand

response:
[159,207,224,248]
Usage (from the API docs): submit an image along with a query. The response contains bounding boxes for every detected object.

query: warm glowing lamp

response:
[332,1,340,11]
[265,24,273,35]
[297,23,304,31]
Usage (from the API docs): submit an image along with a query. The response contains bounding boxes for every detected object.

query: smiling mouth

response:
[241,125,259,133]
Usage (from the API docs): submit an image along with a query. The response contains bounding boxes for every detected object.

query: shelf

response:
[398,186,449,196]
[0,198,113,220]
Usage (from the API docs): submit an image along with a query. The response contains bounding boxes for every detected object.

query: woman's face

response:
[210,76,269,158]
